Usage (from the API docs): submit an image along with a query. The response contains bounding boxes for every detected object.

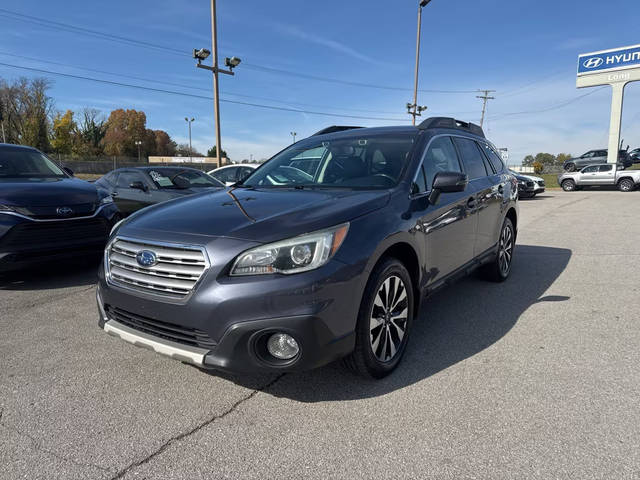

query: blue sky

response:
[1,0,639,163]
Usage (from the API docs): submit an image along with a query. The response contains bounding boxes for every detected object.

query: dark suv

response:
[97,117,518,378]
[0,144,119,272]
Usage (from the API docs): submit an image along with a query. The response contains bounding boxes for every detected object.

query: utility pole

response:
[0,100,5,143]
[193,0,241,168]
[476,90,495,127]
[407,0,432,125]
[290,131,297,143]
[134,140,142,162]
[185,117,194,162]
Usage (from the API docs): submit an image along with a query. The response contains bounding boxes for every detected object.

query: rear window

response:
[453,137,488,179]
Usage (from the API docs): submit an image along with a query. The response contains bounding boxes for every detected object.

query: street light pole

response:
[135,140,142,162]
[209,0,222,167]
[185,117,194,162]
[408,0,431,125]
[290,131,297,144]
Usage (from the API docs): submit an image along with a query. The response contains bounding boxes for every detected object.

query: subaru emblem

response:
[56,206,74,216]
[136,250,158,267]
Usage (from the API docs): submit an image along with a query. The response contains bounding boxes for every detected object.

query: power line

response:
[0,51,409,115]
[488,86,608,120]
[0,7,478,95]
[0,61,409,122]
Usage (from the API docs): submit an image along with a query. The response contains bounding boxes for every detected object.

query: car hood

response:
[517,173,543,182]
[0,177,100,206]
[120,187,391,243]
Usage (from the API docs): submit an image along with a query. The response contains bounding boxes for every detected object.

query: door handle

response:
[467,197,476,208]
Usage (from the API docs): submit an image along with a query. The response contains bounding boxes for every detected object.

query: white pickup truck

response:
[557,164,640,192]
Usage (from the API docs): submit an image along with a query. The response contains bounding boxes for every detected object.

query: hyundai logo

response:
[56,206,74,216]
[136,250,158,267]
[583,57,604,69]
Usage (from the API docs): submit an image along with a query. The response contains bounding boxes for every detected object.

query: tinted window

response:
[102,172,117,186]
[599,164,613,172]
[244,133,416,189]
[582,166,598,173]
[421,136,462,189]
[479,143,505,173]
[453,137,488,179]
[412,166,428,194]
[148,168,222,188]
[117,171,147,188]
[212,167,239,183]
[0,150,65,179]
[596,150,607,157]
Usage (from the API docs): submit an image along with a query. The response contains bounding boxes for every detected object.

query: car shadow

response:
[0,257,100,291]
[210,244,572,401]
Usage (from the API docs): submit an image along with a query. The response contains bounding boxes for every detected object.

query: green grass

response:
[540,173,561,189]
[75,173,102,181]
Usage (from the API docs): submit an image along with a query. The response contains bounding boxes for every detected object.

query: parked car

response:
[207,164,257,186]
[563,149,632,171]
[509,170,545,198]
[557,164,640,192]
[95,167,224,216]
[97,117,519,378]
[0,144,118,272]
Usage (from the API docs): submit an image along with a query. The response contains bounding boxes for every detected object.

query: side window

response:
[102,172,116,186]
[479,142,505,173]
[452,137,488,179]
[212,167,237,183]
[412,166,428,194]
[117,171,146,188]
[597,150,607,157]
[583,152,593,158]
[420,136,462,190]
[582,166,598,173]
[599,164,613,172]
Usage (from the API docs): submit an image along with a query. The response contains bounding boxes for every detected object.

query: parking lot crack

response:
[0,416,112,474]
[109,373,285,480]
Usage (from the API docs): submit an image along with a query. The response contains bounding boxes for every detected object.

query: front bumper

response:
[0,203,119,272]
[96,251,363,373]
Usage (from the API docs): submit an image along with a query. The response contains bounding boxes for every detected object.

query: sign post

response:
[577,44,640,165]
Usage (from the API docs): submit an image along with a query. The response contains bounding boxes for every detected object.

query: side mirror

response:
[129,181,148,191]
[428,171,468,205]
[63,166,74,176]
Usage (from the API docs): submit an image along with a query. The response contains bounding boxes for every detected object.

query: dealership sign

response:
[576,44,640,165]
[577,44,640,76]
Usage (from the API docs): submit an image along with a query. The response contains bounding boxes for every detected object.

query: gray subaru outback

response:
[97,117,519,378]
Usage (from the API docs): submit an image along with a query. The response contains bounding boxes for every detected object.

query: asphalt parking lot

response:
[1,190,639,479]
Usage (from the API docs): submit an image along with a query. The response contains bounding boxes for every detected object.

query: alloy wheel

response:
[370,275,408,362]
[498,224,514,275]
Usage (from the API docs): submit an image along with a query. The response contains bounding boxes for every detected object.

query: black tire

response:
[344,257,414,379]
[561,179,576,192]
[564,163,576,172]
[618,178,635,192]
[480,217,515,283]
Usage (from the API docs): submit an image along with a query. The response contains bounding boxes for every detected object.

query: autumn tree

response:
[0,77,53,151]
[176,143,203,157]
[153,130,177,156]
[102,109,148,157]
[75,108,107,156]
[51,110,77,154]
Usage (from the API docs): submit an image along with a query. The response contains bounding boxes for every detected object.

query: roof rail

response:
[312,126,363,136]
[417,117,485,138]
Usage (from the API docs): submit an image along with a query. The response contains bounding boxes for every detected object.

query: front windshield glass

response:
[147,169,223,189]
[0,149,66,179]
[243,133,417,189]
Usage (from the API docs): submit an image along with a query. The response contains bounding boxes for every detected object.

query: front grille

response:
[105,305,216,349]
[107,238,208,298]
[526,181,534,187]
[14,203,97,219]
[0,218,109,252]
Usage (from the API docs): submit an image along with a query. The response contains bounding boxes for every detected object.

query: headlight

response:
[99,195,114,205]
[230,223,349,276]
[110,218,125,236]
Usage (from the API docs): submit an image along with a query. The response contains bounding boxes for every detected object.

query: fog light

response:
[266,333,299,360]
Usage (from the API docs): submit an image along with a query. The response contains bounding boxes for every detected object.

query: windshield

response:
[242,133,417,189]
[147,169,223,189]
[0,149,66,179]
